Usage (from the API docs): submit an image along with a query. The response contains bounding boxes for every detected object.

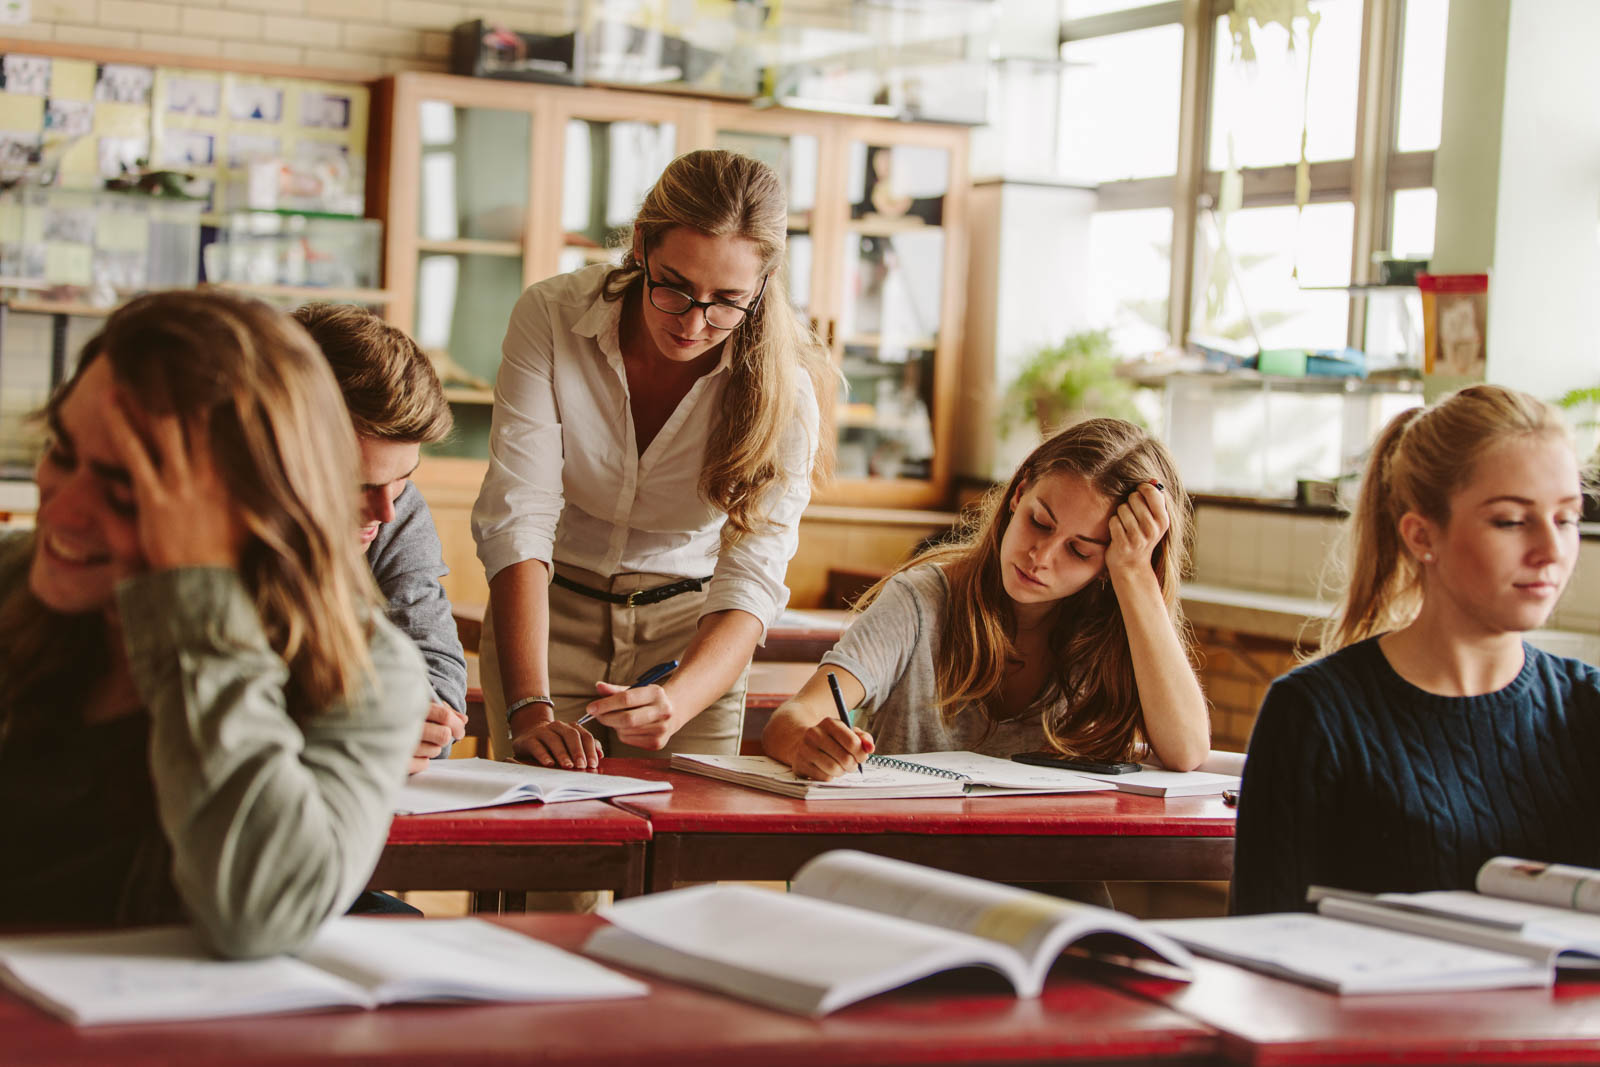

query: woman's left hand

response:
[585,681,683,750]
[101,388,248,574]
[1105,481,1170,584]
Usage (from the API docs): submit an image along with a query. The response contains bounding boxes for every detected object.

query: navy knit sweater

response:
[1231,637,1600,915]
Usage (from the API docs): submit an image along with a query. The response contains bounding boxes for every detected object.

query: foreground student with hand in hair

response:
[292,303,468,774]
[1232,385,1600,916]
[763,418,1210,787]
[0,292,431,957]
[473,149,832,772]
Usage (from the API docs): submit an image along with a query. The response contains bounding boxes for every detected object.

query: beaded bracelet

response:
[505,695,556,719]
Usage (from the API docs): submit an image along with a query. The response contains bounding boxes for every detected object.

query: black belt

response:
[552,571,713,607]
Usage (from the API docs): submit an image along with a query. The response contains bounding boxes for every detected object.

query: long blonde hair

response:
[604,149,835,539]
[1323,384,1575,654]
[0,290,380,719]
[862,418,1193,761]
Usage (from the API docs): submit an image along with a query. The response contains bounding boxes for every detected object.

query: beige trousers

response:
[478,565,747,912]
[479,563,748,762]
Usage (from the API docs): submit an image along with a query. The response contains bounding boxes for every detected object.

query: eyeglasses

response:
[640,246,768,331]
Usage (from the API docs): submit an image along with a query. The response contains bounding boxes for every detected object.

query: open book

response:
[1305,856,1600,970]
[669,751,1111,800]
[1152,912,1552,995]
[584,849,1193,1015]
[0,917,646,1025]
[1151,855,1600,994]
[394,757,671,815]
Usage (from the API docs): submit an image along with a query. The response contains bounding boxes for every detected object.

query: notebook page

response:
[1153,913,1552,994]
[394,758,670,814]
[394,758,538,813]
[297,918,646,1003]
[0,926,369,1025]
[892,751,1110,792]
[671,753,958,793]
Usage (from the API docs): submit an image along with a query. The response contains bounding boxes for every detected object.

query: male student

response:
[293,303,468,772]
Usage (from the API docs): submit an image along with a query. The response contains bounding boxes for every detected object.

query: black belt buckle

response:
[625,588,646,608]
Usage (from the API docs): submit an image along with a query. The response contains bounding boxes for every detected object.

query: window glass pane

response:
[1088,207,1172,354]
[1396,0,1448,152]
[1191,202,1354,351]
[1208,0,1362,170]
[1390,187,1436,258]
[1059,24,1184,182]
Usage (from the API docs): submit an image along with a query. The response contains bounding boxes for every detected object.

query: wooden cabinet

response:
[371,73,969,603]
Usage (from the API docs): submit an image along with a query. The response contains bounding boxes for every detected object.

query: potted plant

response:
[1000,328,1143,438]
[1555,385,1600,522]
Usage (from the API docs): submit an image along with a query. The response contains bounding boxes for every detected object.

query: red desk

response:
[1103,957,1600,1066]
[372,801,652,900]
[5,914,1218,1067]
[601,759,1235,893]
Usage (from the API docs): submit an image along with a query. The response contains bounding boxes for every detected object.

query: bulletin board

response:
[0,51,369,216]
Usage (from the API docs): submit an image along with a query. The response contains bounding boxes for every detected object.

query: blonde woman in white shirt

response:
[474,150,833,770]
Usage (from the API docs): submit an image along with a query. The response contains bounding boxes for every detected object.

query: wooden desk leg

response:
[617,841,648,899]
[645,835,682,894]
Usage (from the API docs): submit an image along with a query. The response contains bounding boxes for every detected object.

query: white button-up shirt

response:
[471,264,819,634]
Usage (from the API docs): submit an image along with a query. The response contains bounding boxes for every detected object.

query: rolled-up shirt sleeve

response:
[472,286,567,584]
[701,378,820,639]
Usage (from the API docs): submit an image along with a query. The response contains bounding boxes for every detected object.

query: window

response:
[1054,0,1445,497]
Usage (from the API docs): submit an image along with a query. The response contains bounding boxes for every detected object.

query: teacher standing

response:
[473,149,833,769]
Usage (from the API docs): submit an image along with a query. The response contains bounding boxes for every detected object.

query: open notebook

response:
[394,757,672,815]
[668,751,1111,800]
[0,917,646,1025]
[585,850,1193,1015]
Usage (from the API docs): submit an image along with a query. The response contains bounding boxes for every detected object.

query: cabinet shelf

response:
[209,282,394,304]
[843,333,937,351]
[847,216,936,237]
[417,238,523,257]
[443,386,496,405]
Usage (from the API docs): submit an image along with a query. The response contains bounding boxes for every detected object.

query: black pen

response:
[576,659,679,728]
[826,671,863,774]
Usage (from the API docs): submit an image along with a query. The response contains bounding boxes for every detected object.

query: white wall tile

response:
[1255,513,1294,593]
[1223,510,1264,590]
[1192,505,1228,584]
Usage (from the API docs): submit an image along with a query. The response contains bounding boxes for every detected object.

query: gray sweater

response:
[366,481,467,719]
[821,564,1049,757]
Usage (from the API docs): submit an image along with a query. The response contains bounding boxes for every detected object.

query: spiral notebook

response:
[667,752,1112,800]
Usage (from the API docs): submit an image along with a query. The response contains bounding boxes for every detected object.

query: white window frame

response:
[1063,0,1434,350]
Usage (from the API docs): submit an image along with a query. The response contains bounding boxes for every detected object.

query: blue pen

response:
[827,671,864,774]
[575,659,679,728]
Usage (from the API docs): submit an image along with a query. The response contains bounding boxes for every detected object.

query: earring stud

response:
[1421,552,1434,563]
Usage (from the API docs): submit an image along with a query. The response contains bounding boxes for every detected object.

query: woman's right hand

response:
[790,719,875,781]
[512,717,603,770]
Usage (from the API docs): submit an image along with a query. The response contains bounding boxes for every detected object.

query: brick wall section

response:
[1192,625,1305,753]
[27,0,580,74]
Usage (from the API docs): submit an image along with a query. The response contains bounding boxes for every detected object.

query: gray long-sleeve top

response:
[366,480,467,717]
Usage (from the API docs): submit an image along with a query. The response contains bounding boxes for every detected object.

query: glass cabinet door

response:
[558,117,677,275]
[711,128,822,317]
[835,140,948,483]
[413,99,531,459]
